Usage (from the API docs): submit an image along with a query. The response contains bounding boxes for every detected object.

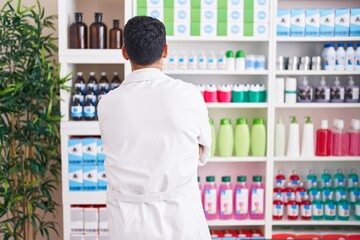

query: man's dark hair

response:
[124,16,166,66]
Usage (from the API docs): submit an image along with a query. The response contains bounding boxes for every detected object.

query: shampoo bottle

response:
[249,176,265,219]
[349,119,360,156]
[330,76,345,102]
[314,77,330,103]
[275,118,286,157]
[234,176,249,220]
[219,176,233,220]
[286,117,300,157]
[234,118,250,157]
[316,120,332,156]
[203,176,218,220]
[217,118,234,157]
[301,116,315,157]
[251,118,266,156]
[345,76,359,103]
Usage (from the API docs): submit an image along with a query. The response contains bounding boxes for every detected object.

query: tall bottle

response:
[287,195,299,220]
[250,118,266,156]
[217,118,234,157]
[109,19,123,49]
[325,43,336,71]
[335,43,346,71]
[74,72,86,95]
[249,176,264,219]
[110,72,122,90]
[90,13,107,49]
[332,119,349,156]
[356,43,360,71]
[203,176,217,220]
[209,118,216,157]
[98,72,110,93]
[337,194,350,221]
[70,98,83,121]
[87,72,98,94]
[316,120,332,156]
[348,169,359,188]
[324,195,336,220]
[345,76,359,103]
[312,195,324,220]
[235,50,246,71]
[306,169,317,190]
[234,118,250,157]
[301,116,314,157]
[321,44,329,70]
[69,12,88,49]
[234,176,249,220]
[286,117,300,157]
[275,118,286,157]
[345,43,356,71]
[83,97,96,121]
[334,169,345,188]
[300,195,312,220]
[297,76,313,103]
[275,170,286,188]
[219,176,233,220]
[290,170,300,189]
[349,119,360,156]
[273,195,284,220]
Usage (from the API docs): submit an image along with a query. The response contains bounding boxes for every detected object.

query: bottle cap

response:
[253,118,264,125]
[95,12,103,17]
[101,72,106,76]
[220,118,232,125]
[329,43,334,47]
[337,120,344,130]
[77,72,83,76]
[338,43,344,47]
[353,120,360,130]
[334,76,340,86]
[348,43,353,47]
[305,116,312,124]
[253,176,262,182]
[278,169,284,174]
[209,118,214,125]
[302,76,308,86]
[324,168,329,174]
[90,72,95,76]
[113,72,119,76]
[351,168,357,174]
[321,120,328,129]
[222,176,231,182]
[337,168,343,173]
[236,118,248,125]
[237,176,246,182]
[197,176,200,182]
[113,19,120,27]
[226,50,235,58]
[290,116,297,124]
[206,176,215,182]
[236,50,245,58]
[348,76,354,86]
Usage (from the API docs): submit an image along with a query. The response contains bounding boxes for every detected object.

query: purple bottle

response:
[330,76,345,103]
[314,77,330,103]
[297,77,313,103]
[345,76,359,103]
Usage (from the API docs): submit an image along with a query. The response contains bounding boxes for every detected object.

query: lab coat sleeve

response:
[197,93,212,166]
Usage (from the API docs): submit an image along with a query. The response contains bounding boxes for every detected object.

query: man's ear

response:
[122,47,130,60]
[162,44,168,58]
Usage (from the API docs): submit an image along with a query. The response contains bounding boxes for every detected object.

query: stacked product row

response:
[273,227,360,240]
[164,51,266,71]
[276,76,359,104]
[210,229,264,240]
[70,205,108,240]
[275,117,360,158]
[277,8,360,37]
[198,84,266,103]
[68,138,107,191]
[69,12,123,49]
[272,169,360,221]
[71,72,123,121]
[200,175,265,220]
[209,118,266,157]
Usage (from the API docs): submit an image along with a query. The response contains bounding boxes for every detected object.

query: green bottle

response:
[217,118,234,157]
[250,118,266,156]
[355,198,360,220]
[349,182,360,206]
[334,168,345,188]
[234,118,250,157]
[337,195,350,221]
[348,169,359,188]
[321,169,332,188]
[209,118,216,157]
[309,182,321,202]
[322,182,334,202]
[324,195,336,220]
[312,195,324,220]
[306,169,317,189]
[335,182,346,202]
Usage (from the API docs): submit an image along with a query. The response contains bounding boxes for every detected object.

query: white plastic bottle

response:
[356,43,360,71]
[198,51,207,70]
[235,50,246,71]
[217,51,226,70]
[178,52,188,70]
[325,43,336,71]
[188,52,198,70]
[275,117,286,157]
[287,116,300,157]
[226,50,235,71]
[207,51,217,70]
[335,43,346,71]
[167,51,178,70]
[301,116,315,157]
[321,44,329,70]
[345,43,355,71]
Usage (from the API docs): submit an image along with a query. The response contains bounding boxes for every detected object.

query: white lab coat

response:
[98,68,212,240]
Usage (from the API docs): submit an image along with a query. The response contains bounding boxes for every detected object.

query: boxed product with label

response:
[97,164,107,191]
[68,139,83,164]
[97,139,105,164]
[350,8,360,36]
[71,206,84,233]
[291,9,305,36]
[201,22,217,36]
[253,0,269,9]
[254,8,269,23]
[83,165,98,191]
[335,9,350,36]
[99,206,108,232]
[277,10,291,36]
[253,22,269,37]
[69,164,83,191]
[227,9,243,23]
[83,138,97,164]
[227,22,244,37]
[174,0,190,8]
[201,0,216,9]
[175,8,190,22]
[84,207,99,233]
[146,0,163,8]
[147,8,164,22]
[228,0,243,9]
[320,9,335,36]
[305,9,320,36]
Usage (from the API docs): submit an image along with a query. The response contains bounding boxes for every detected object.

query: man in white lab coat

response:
[98,16,212,240]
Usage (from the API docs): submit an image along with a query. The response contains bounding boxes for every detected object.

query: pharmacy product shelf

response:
[164,70,268,75]
[64,192,106,205]
[272,218,360,226]
[206,103,268,109]
[276,37,360,42]
[207,220,266,227]
[208,157,267,163]
[167,36,269,42]
[59,49,127,64]
[273,157,360,162]
[275,103,360,109]
[276,71,360,76]
[61,121,100,136]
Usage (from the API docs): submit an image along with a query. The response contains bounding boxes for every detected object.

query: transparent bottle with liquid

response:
[69,12,88,49]
[334,168,345,188]
[337,194,350,221]
[188,52,198,70]
[90,12,107,49]
[110,72,122,90]
[109,19,123,49]
[87,72,98,94]
[249,176,265,219]
[203,176,218,220]
[99,72,110,93]
[70,98,83,121]
[234,176,249,220]
[219,176,233,220]
[306,169,317,190]
[74,72,86,94]
[324,195,336,220]
[348,169,359,188]
[312,195,324,220]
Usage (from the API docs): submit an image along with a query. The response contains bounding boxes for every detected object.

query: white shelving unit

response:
[59,0,360,239]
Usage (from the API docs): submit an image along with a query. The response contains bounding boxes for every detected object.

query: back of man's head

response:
[124,16,166,66]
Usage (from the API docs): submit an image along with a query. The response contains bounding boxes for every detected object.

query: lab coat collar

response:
[122,68,166,85]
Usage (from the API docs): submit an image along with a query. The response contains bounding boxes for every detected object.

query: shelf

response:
[276,37,360,42]
[164,69,268,75]
[207,219,265,227]
[206,103,268,109]
[275,103,360,109]
[272,218,360,226]
[208,157,267,163]
[61,121,100,136]
[59,49,127,64]
[273,156,360,162]
[276,71,360,76]
[63,192,106,205]
[166,36,269,42]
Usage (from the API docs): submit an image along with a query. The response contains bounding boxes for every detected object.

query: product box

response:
[174,0,190,8]
[277,10,291,36]
[83,165,98,191]
[70,206,84,233]
[320,9,335,36]
[201,22,217,36]
[253,0,269,9]
[174,22,190,36]
[97,164,107,191]
[97,139,105,164]
[201,8,217,23]
[335,9,350,36]
[227,9,243,23]
[228,0,243,9]
[175,8,190,22]
[70,234,85,240]
[201,0,216,9]
[253,23,268,37]
[99,207,108,233]
[83,138,97,164]
[68,139,83,164]
[147,8,164,22]
[84,207,99,233]
[69,164,83,191]
[146,0,163,9]
[350,8,360,36]
[83,234,99,240]
[227,22,244,37]
[305,9,320,36]
[255,8,270,23]
[291,9,305,36]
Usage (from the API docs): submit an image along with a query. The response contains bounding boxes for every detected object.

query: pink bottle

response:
[219,176,233,219]
[217,84,232,102]
[284,182,294,205]
[203,176,217,220]
[234,176,249,220]
[204,84,217,103]
[290,170,300,189]
[275,169,286,188]
[295,181,307,204]
[273,182,284,202]
[316,120,332,156]
[197,84,206,98]
[249,176,265,219]
[349,119,360,156]
[332,120,349,156]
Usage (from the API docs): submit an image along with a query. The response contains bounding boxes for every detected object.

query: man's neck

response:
[131,61,163,72]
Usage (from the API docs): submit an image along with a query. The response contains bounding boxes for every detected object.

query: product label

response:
[71,106,83,118]
[85,94,97,105]
[273,192,284,202]
[325,203,336,216]
[338,204,350,217]
[99,83,109,92]
[87,83,98,93]
[75,82,86,93]
[322,190,334,202]
[296,191,306,203]
[345,86,360,101]
[276,179,285,188]
[84,106,96,118]
[312,203,324,216]
[251,189,264,214]
[309,189,320,202]
[220,189,233,215]
[350,190,360,203]
[204,189,217,214]
[285,191,295,203]
[236,189,249,214]
[356,204,360,217]
[273,204,284,217]
[198,57,207,69]
[218,57,226,69]
[301,205,311,217]
[287,204,299,217]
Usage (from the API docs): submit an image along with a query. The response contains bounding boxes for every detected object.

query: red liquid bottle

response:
[287,196,299,220]
[316,120,332,156]
[284,182,294,205]
[273,182,284,202]
[290,170,300,189]
[300,195,312,220]
[273,195,284,220]
[295,181,307,204]
[275,169,286,188]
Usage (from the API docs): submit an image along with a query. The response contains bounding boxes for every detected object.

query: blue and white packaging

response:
[68,139,83,164]
[227,0,243,9]
[83,138,97,164]
[175,0,190,8]
[254,23,268,37]
[350,8,360,36]
[147,0,163,8]
[255,8,269,23]
[148,8,164,22]
[69,164,83,191]
[98,164,107,191]
[227,22,243,37]
[227,9,243,23]
[277,10,291,36]
[335,9,350,36]
[291,9,305,36]
[83,165,98,191]
[305,9,320,36]
[254,0,269,9]
[174,8,190,36]
[201,0,216,9]
[320,9,335,36]
[175,8,190,22]
[97,139,105,164]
